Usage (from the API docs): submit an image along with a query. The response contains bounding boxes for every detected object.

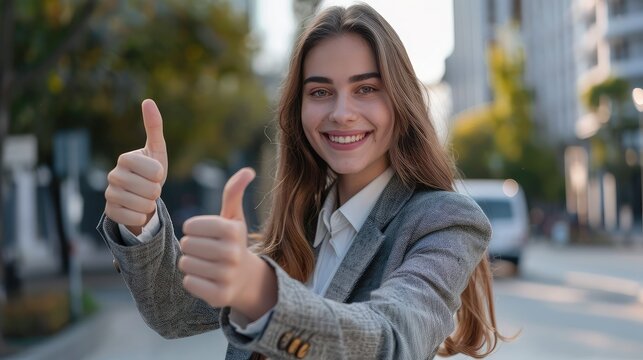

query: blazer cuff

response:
[96,198,172,274]
[220,255,328,359]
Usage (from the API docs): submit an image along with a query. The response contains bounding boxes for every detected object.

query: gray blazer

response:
[97,175,491,360]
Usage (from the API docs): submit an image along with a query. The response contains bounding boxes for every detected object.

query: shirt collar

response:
[313,167,394,248]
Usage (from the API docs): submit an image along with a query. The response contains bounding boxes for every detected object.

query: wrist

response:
[233,253,278,322]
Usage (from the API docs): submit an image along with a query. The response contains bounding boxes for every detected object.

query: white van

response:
[455,179,529,266]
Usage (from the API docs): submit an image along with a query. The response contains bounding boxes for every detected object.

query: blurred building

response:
[445,0,643,234]
[576,0,643,96]
[521,1,580,144]
[445,0,520,118]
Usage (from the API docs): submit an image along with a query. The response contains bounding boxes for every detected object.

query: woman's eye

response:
[311,89,330,97]
[358,86,376,94]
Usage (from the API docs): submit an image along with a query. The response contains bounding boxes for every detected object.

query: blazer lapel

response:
[323,175,414,302]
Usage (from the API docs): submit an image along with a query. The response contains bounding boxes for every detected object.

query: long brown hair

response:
[254,3,507,358]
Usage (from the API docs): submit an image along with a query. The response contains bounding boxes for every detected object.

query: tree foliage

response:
[451,35,564,203]
[582,77,638,203]
[11,0,269,177]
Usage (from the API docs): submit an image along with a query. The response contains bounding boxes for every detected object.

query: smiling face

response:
[301,33,394,194]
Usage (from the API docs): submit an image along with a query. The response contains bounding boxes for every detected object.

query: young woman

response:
[99,4,506,359]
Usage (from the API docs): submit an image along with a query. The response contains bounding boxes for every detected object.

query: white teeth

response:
[328,133,366,144]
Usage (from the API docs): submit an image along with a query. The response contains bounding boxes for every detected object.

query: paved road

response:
[7,241,643,359]
[456,277,643,359]
[85,287,228,360]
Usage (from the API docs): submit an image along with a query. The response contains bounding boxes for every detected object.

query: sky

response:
[252,0,454,85]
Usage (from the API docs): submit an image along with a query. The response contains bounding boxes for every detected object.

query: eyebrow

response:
[303,72,381,85]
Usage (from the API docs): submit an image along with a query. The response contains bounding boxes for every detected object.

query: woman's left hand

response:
[178,168,276,319]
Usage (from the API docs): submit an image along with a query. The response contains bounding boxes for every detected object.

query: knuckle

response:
[182,275,191,289]
[179,236,191,252]
[107,169,119,186]
[151,184,162,199]
[144,200,156,214]
[152,161,164,182]
[105,206,114,219]
[182,220,192,235]
[117,153,129,166]
[178,256,187,272]
[105,186,117,200]
[134,212,147,226]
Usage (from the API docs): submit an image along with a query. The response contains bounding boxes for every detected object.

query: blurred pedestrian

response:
[98,4,508,359]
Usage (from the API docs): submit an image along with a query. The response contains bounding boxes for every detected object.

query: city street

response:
[8,241,643,360]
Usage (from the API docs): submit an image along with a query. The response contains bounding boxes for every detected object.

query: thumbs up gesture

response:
[179,168,277,319]
[105,99,168,235]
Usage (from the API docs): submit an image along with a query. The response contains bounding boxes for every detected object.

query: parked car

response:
[455,179,529,266]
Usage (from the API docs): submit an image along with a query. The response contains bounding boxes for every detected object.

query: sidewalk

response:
[5,272,228,360]
[520,240,643,303]
[6,240,643,359]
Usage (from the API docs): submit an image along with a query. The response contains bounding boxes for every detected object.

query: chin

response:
[328,163,365,176]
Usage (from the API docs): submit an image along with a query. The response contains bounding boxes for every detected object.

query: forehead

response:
[303,33,378,79]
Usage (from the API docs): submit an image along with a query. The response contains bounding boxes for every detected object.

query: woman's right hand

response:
[105,99,168,235]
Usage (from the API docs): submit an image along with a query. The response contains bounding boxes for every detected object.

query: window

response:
[474,199,513,220]
[608,0,627,17]
[611,38,630,61]
[512,0,522,22]
[487,0,496,24]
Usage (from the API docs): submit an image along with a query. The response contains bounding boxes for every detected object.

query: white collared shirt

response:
[118,168,395,337]
[305,167,395,295]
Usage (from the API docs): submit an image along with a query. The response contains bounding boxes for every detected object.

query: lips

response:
[323,131,372,145]
[321,131,372,150]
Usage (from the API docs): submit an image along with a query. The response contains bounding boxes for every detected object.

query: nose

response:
[330,92,358,125]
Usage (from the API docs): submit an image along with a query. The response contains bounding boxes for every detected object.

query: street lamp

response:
[633,88,643,236]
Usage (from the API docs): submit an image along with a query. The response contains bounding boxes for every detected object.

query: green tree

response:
[0,0,99,351]
[582,77,637,209]
[1,0,268,350]
[11,1,268,176]
[451,31,564,203]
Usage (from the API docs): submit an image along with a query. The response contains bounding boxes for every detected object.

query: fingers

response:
[105,203,148,226]
[141,99,167,157]
[107,167,162,200]
[182,275,233,306]
[182,215,239,240]
[105,186,157,215]
[179,236,242,263]
[106,150,164,227]
[220,168,255,221]
[178,255,237,282]
[117,151,164,183]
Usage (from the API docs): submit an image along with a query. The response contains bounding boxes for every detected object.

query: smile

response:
[322,131,372,150]
[328,133,367,144]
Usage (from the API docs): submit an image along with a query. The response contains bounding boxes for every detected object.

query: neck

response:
[337,163,389,206]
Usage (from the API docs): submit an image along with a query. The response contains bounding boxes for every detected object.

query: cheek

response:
[301,103,322,138]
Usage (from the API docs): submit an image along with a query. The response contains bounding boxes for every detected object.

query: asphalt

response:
[4,240,643,360]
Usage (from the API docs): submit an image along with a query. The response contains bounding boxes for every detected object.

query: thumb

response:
[141,99,167,162]
[221,168,256,222]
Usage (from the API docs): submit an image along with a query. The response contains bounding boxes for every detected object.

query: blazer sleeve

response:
[219,193,491,359]
[96,198,221,339]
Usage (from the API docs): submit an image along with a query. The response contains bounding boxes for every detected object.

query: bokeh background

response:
[1,0,643,359]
